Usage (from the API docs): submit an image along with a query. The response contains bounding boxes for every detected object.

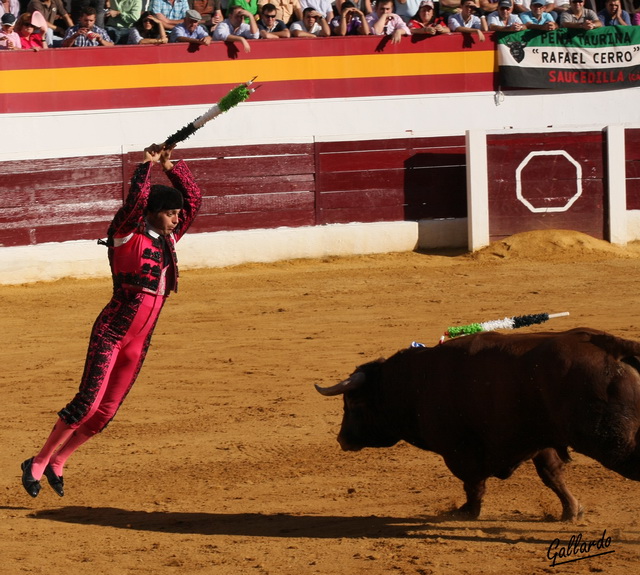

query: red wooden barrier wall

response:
[124,143,317,234]
[0,155,124,247]
[486,131,606,241]
[625,128,640,210]
[0,136,466,248]
[315,136,466,225]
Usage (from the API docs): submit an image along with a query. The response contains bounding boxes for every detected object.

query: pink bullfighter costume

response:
[21,158,202,498]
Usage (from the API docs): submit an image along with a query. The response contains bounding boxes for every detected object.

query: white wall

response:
[0,221,421,285]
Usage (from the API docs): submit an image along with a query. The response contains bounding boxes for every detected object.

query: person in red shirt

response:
[14,12,47,50]
[409,0,450,35]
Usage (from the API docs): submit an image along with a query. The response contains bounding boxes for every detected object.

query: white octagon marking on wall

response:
[515,150,582,213]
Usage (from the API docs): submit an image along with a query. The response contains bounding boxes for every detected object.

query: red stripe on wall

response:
[0,72,496,115]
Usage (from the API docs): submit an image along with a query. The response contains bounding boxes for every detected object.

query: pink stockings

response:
[30,420,92,479]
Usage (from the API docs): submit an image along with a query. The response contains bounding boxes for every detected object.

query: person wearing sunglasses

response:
[257,2,291,37]
[520,0,557,30]
[487,0,524,31]
[559,0,602,28]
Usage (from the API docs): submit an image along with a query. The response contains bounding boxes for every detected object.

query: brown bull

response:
[316,328,640,520]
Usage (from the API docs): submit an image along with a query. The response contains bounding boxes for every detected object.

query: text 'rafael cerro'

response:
[540,50,635,65]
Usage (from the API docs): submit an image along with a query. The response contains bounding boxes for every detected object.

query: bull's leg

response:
[532,448,582,522]
[455,478,486,519]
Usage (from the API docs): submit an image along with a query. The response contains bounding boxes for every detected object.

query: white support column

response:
[605,124,627,246]
[465,129,490,251]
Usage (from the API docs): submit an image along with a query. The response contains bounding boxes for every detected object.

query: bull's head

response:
[505,40,527,64]
[315,359,401,451]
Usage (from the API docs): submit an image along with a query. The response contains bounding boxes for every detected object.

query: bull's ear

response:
[315,371,366,396]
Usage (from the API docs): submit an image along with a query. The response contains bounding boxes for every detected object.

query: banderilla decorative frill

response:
[410,312,570,347]
[164,77,258,148]
[439,312,570,343]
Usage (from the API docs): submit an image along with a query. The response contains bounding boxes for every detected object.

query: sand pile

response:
[472,229,640,262]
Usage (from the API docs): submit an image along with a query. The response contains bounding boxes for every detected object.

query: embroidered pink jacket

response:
[106,160,202,295]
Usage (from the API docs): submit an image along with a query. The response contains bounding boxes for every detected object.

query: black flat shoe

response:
[21,458,41,498]
[43,465,64,497]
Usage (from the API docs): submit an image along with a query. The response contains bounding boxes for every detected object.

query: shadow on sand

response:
[30,507,640,545]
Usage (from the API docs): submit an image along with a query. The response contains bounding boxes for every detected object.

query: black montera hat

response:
[147,185,184,213]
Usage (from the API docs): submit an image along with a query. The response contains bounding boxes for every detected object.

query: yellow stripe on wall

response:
[0,52,495,95]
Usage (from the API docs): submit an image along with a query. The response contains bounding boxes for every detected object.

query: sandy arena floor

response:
[2,230,640,575]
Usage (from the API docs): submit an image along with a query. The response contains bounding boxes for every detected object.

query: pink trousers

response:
[58,290,166,436]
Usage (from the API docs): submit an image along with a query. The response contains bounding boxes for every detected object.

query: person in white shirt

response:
[212,5,259,51]
[298,0,334,20]
[487,0,524,30]
[448,0,488,41]
[290,6,331,35]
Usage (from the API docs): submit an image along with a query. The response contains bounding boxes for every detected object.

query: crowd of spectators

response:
[1,0,639,50]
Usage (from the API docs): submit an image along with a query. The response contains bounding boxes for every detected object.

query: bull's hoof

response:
[560,504,584,523]
[449,502,481,520]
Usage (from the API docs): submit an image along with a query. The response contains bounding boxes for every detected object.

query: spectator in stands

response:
[366,0,411,43]
[226,0,259,16]
[62,5,114,45]
[598,0,631,24]
[1,0,20,19]
[516,0,559,17]
[105,0,142,44]
[189,0,223,30]
[330,0,370,35]
[395,0,421,22]
[448,0,488,40]
[15,12,48,48]
[258,0,302,25]
[439,0,461,15]
[0,12,21,49]
[212,5,258,50]
[479,0,499,13]
[559,0,602,27]
[149,0,189,31]
[335,0,372,15]
[70,1,107,28]
[408,0,450,35]
[299,0,333,21]
[257,2,291,37]
[27,0,74,46]
[127,10,168,43]
[512,0,532,14]
[170,7,211,42]
[520,0,558,28]
[290,5,331,34]
[487,0,524,28]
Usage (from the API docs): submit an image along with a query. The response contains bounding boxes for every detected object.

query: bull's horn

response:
[315,371,366,396]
